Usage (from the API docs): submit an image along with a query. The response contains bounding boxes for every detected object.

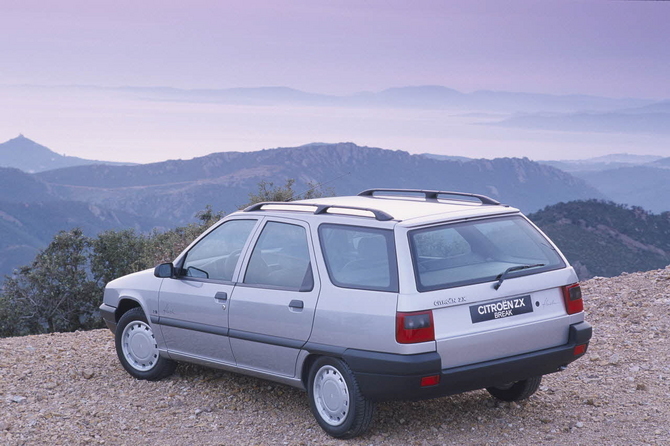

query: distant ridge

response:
[0,166,165,279]
[0,135,134,173]
[35,141,605,224]
[14,84,656,113]
[129,84,655,112]
[1,137,664,284]
[573,166,670,214]
[536,153,670,213]
[538,153,664,173]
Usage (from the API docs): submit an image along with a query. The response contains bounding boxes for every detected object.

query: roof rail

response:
[243,202,394,221]
[358,188,500,205]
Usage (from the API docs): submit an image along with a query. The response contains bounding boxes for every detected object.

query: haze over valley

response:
[1,84,668,165]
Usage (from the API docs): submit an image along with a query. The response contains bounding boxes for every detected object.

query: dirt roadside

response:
[1,267,669,445]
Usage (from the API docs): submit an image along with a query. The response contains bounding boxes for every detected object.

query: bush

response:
[0,229,101,337]
[91,229,151,286]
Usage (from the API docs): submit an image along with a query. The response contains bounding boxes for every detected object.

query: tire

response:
[486,375,542,402]
[115,307,176,381]
[307,357,374,439]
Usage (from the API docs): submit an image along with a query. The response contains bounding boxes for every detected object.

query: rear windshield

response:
[409,215,565,291]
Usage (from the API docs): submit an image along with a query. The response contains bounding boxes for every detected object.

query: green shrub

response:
[0,229,100,336]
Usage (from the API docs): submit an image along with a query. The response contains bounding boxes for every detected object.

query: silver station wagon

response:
[100,189,592,438]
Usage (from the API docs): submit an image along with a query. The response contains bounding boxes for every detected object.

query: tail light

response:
[396,310,434,344]
[562,283,583,314]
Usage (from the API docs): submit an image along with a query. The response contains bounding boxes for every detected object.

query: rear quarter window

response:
[409,215,565,291]
[318,224,398,292]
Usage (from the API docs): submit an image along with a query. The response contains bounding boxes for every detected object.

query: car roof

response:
[302,195,517,225]
[243,189,520,226]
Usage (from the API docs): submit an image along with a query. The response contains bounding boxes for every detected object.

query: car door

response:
[228,218,320,377]
[157,218,259,364]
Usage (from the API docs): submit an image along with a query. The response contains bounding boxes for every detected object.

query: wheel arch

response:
[115,298,143,323]
[300,343,349,388]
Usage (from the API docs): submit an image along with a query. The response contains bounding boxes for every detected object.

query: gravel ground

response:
[2,267,669,445]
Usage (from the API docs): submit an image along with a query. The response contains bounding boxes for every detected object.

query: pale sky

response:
[2,0,669,98]
[0,0,669,162]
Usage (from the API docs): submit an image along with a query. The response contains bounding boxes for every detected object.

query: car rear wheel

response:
[115,307,176,381]
[307,357,374,439]
[486,375,542,402]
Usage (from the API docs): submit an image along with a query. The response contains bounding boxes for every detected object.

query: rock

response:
[0,421,9,431]
[82,370,95,379]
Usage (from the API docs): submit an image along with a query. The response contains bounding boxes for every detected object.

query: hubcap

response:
[313,365,350,426]
[121,320,159,372]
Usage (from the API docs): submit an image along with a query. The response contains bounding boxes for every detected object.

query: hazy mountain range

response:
[160,84,670,139]
[93,84,655,113]
[0,135,667,281]
[572,167,670,214]
[538,153,666,173]
[438,152,670,214]
[0,165,164,278]
[4,84,668,168]
[33,141,603,223]
[0,136,604,279]
[0,135,132,173]
[534,154,670,214]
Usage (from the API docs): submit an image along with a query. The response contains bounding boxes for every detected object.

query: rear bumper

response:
[344,321,592,401]
[99,303,117,332]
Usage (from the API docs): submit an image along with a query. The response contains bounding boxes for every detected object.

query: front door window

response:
[181,219,257,281]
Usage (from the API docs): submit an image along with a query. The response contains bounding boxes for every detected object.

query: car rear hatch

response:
[401,214,583,369]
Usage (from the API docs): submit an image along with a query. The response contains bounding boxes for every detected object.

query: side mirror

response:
[154,263,175,278]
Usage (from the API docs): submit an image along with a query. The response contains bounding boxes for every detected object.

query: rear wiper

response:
[493,263,545,290]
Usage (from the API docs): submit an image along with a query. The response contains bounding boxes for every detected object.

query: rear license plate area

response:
[470,295,533,323]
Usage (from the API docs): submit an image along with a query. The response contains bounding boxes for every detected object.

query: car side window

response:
[181,219,257,281]
[319,224,398,292]
[243,221,313,290]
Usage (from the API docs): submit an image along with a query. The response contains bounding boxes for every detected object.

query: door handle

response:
[289,300,304,310]
[214,291,228,302]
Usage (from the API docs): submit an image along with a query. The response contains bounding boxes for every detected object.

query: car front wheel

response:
[486,375,542,402]
[307,357,374,439]
[115,307,176,381]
